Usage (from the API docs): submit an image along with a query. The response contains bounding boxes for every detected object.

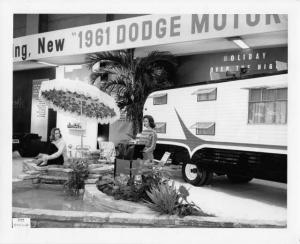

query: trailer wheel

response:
[182,163,212,186]
[227,174,253,183]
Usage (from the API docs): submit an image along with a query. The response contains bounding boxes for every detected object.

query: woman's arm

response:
[45,141,66,160]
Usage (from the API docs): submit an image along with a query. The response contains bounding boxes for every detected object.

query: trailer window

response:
[192,88,217,102]
[155,122,166,134]
[190,122,215,135]
[248,88,287,124]
[153,94,167,105]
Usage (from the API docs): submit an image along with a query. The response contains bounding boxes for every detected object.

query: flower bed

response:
[96,162,212,218]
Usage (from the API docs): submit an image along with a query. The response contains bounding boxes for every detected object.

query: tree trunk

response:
[131,113,143,138]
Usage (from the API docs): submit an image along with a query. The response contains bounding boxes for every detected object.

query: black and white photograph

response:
[1,1,300,244]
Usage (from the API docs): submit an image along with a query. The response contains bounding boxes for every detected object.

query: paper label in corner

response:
[12,218,31,228]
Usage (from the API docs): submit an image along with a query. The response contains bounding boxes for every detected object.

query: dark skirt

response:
[45,142,64,165]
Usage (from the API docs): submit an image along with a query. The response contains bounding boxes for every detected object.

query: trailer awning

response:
[241,84,287,90]
[191,88,216,95]
[190,122,215,129]
[148,93,167,98]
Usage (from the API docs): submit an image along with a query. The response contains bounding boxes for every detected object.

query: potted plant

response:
[64,159,89,196]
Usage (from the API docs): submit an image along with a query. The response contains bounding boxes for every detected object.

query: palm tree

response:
[86,49,177,136]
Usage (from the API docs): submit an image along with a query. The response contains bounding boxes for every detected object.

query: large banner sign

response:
[13,14,287,62]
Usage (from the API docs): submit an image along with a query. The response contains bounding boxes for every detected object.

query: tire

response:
[226,174,253,184]
[182,163,213,186]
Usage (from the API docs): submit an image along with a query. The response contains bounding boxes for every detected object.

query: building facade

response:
[13,14,288,152]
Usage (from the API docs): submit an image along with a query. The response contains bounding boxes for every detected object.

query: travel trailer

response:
[143,72,287,186]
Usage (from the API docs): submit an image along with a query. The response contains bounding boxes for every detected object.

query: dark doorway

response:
[13,68,56,141]
[47,108,57,142]
[97,123,109,148]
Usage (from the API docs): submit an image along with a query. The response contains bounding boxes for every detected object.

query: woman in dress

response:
[139,115,157,163]
[36,128,67,166]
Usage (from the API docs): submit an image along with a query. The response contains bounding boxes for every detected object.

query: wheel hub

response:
[185,164,198,181]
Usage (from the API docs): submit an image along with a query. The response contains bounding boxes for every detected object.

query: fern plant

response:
[145,181,179,215]
[145,182,209,217]
[64,159,89,196]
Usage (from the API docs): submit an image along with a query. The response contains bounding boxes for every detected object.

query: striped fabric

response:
[138,129,155,147]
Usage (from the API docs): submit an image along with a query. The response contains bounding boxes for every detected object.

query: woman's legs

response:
[36,142,64,166]
[47,143,64,165]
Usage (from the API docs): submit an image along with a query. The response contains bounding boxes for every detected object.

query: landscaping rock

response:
[87,163,109,170]
[96,179,114,187]
[88,165,114,174]
[84,179,98,184]
[39,175,68,184]
[47,168,73,178]
[12,206,286,228]
[83,184,157,214]
[101,175,114,180]
[88,173,101,179]
[88,164,102,170]
[96,175,114,186]
[23,161,47,172]
[32,178,41,184]
[17,174,39,180]
[26,170,41,175]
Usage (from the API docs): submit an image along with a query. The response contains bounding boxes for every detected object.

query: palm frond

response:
[101,77,129,94]
[90,64,133,89]
[86,49,134,70]
[137,51,177,73]
[86,48,177,135]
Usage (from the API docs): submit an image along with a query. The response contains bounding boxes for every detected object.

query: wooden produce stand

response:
[114,143,145,178]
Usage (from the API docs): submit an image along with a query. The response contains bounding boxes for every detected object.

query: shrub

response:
[64,159,89,196]
[145,182,208,217]
[96,161,209,217]
[145,181,179,215]
[96,162,171,202]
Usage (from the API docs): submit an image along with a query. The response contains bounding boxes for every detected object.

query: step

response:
[39,175,69,184]
[17,174,39,180]
[88,173,101,179]
[88,165,114,174]
[47,168,73,178]
[23,161,48,172]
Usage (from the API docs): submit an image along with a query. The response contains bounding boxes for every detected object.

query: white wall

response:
[57,113,98,151]
[56,65,98,154]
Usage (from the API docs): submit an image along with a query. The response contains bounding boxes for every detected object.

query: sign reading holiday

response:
[13,14,287,62]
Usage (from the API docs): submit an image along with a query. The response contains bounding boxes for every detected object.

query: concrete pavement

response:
[12,152,287,224]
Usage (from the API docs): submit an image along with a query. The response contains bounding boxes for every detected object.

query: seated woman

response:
[139,115,157,164]
[36,128,67,166]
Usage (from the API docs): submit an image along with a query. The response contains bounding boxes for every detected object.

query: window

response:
[152,93,167,105]
[248,88,287,124]
[155,122,166,134]
[190,122,215,135]
[192,88,217,102]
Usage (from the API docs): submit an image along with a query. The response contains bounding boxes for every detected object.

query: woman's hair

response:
[50,128,62,141]
[143,115,156,129]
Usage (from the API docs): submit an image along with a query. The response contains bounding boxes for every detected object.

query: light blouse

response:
[48,138,67,160]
